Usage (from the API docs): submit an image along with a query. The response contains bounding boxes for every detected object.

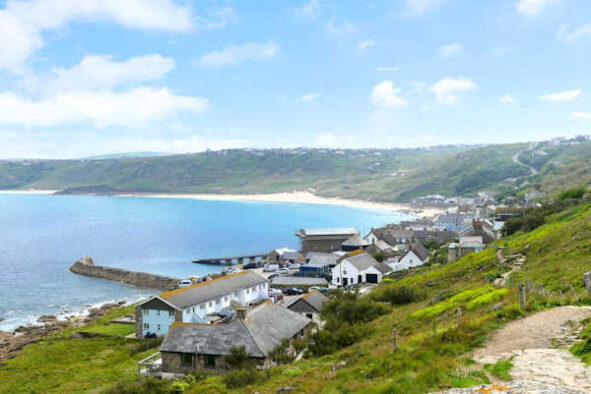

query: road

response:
[512,150,538,176]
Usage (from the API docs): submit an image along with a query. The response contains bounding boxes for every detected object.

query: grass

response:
[570,318,591,365]
[78,305,136,337]
[0,304,161,394]
[484,356,514,380]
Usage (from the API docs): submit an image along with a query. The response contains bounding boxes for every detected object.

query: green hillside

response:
[1,138,589,202]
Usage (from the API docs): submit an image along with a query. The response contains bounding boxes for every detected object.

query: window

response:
[181,353,194,367]
[234,291,239,296]
[157,310,161,316]
[224,296,228,302]
[143,323,149,329]
[208,301,213,307]
[169,310,174,317]
[157,324,161,331]
[246,289,250,294]
[192,307,195,314]
[143,309,149,315]
[200,304,205,310]
[205,355,216,368]
[337,277,340,283]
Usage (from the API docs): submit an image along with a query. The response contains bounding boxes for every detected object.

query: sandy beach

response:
[0,189,443,218]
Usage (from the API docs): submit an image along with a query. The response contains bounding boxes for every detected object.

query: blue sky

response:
[0,0,590,158]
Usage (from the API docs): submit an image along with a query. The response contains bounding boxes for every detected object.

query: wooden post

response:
[569,284,577,298]
[584,272,591,296]
[526,278,533,293]
[519,282,527,310]
[392,328,397,349]
[432,319,437,334]
[457,307,462,326]
[330,363,336,377]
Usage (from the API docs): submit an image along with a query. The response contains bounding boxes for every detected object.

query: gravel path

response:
[437,306,591,393]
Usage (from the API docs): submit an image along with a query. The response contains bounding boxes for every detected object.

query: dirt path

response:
[512,150,538,176]
[474,306,591,392]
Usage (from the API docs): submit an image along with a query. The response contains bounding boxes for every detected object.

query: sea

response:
[0,193,411,331]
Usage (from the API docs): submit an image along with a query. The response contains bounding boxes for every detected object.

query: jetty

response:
[70,257,180,290]
[192,253,267,265]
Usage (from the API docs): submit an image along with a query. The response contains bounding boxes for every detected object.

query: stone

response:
[37,315,57,323]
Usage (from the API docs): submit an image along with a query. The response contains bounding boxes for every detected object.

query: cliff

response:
[69,257,179,291]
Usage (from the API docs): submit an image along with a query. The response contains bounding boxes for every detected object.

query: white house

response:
[386,241,431,272]
[331,252,392,286]
[135,271,269,338]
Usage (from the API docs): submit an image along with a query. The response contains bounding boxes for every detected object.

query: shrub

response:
[559,186,588,200]
[225,346,251,369]
[222,369,258,389]
[372,286,425,305]
[129,338,162,356]
[105,377,171,394]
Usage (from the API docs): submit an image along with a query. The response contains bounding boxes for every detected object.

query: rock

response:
[37,315,58,323]
[87,308,102,317]
[117,300,127,305]
[0,330,13,341]
[0,317,4,323]
[99,303,119,311]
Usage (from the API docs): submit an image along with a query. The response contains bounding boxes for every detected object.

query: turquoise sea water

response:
[0,193,410,331]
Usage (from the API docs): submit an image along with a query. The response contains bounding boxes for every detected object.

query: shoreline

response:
[0,189,442,218]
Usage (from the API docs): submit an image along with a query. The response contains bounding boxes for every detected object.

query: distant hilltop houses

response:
[135,199,513,378]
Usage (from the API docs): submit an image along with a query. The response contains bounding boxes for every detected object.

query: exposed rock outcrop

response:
[69,257,179,290]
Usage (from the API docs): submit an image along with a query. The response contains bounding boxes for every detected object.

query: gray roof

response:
[410,241,431,261]
[342,253,379,272]
[160,271,268,309]
[271,276,328,286]
[373,262,393,274]
[160,303,310,358]
[306,252,340,266]
[341,235,370,247]
[297,291,329,311]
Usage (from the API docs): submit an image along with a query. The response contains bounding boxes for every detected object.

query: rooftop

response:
[158,271,268,309]
[296,228,358,237]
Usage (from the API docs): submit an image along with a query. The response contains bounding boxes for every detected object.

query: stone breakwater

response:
[69,257,179,290]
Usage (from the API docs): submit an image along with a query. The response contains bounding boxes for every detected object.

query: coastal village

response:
[92,196,515,379]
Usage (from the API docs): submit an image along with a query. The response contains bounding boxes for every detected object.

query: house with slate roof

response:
[135,271,269,338]
[287,290,329,324]
[158,302,311,374]
[296,228,359,253]
[387,241,431,272]
[331,251,392,286]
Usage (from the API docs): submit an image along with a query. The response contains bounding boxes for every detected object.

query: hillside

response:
[1,138,589,202]
[0,193,589,393]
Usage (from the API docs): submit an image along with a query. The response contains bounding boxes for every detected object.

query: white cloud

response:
[500,95,517,103]
[197,42,278,67]
[357,40,376,54]
[0,0,195,71]
[46,54,174,92]
[516,0,556,17]
[430,77,477,104]
[293,0,321,19]
[405,0,445,15]
[300,92,322,102]
[557,23,591,42]
[539,89,581,101]
[0,87,208,128]
[437,43,463,58]
[370,81,407,107]
[376,66,401,72]
[570,112,591,120]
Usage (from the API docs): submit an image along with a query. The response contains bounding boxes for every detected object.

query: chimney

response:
[236,307,246,320]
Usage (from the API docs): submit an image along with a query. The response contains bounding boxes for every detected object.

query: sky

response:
[0,0,590,159]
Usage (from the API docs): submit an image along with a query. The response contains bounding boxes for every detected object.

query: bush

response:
[222,369,258,389]
[502,211,545,236]
[105,377,171,394]
[559,186,588,200]
[225,346,251,369]
[372,286,425,305]
[129,338,162,356]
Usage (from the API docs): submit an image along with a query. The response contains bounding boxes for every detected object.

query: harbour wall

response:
[69,257,179,291]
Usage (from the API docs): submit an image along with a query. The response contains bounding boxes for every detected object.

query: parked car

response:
[263,264,279,272]
[287,263,301,269]
[224,267,241,274]
[308,286,329,293]
[177,279,192,287]
[275,268,289,275]
[268,273,280,280]
[283,287,304,295]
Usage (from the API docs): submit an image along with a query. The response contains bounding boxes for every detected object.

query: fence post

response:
[519,282,527,310]
[457,307,462,326]
[392,327,397,349]
[584,272,591,296]
[569,284,577,298]
[330,363,336,377]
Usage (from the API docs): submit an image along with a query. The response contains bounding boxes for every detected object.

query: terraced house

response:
[135,271,269,338]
